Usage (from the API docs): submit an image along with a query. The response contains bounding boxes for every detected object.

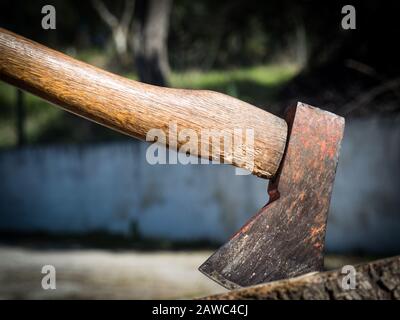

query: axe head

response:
[199,102,345,289]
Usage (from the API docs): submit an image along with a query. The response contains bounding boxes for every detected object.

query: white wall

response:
[1,116,399,253]
[327,117,400,253]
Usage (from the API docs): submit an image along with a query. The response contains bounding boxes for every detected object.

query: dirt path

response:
[0,246,226,299]
[0,245,371,299]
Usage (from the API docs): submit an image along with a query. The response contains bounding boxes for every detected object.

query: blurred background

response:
[0,0,399,299]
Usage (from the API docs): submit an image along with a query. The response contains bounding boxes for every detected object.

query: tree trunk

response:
[16,89,25,146]
[202,255,400,300]
[92,0,135,68]
[133,0,172,86]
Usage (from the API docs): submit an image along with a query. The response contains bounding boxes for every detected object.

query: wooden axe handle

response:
[0,28,287,178]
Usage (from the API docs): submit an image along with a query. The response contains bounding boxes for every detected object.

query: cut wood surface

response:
[0,28,287,179]
[201,255,400,300]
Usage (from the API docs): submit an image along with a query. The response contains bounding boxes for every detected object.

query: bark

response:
[133,0,172,86]
[202,255,400,300]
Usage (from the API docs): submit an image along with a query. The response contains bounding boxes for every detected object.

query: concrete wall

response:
[326,116,400,253]
[1,116,399,253]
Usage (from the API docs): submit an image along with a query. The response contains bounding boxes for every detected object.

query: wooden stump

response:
[201,255,400,300]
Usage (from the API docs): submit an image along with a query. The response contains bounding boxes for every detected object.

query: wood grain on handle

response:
[0,28,287,178]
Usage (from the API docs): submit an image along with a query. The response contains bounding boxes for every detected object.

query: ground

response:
[0,245,370,299]
[0,246,225,299]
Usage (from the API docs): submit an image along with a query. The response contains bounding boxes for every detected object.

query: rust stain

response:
[199,102,345,289]
[313,242,322,249]
[310,225,324,238]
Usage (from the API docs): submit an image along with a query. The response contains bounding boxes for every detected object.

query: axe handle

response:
[0,28,287,178]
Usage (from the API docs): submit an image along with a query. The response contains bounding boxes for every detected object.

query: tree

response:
[92,0,172,86]
[92,0,135,67]
[16,89,25,146]
[133,0,172,86]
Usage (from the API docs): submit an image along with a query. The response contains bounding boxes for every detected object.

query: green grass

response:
[172,64,297,89]
[0,64,299,148]
[171,64,298,105]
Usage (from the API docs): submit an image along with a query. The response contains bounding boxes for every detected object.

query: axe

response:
[0,28,345,289]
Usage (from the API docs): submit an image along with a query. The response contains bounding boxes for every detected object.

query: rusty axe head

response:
[199,102,345,289]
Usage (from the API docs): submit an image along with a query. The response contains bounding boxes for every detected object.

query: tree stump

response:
[202,255,400,300]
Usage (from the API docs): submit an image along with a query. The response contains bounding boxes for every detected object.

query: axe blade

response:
[199,102,345,289]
